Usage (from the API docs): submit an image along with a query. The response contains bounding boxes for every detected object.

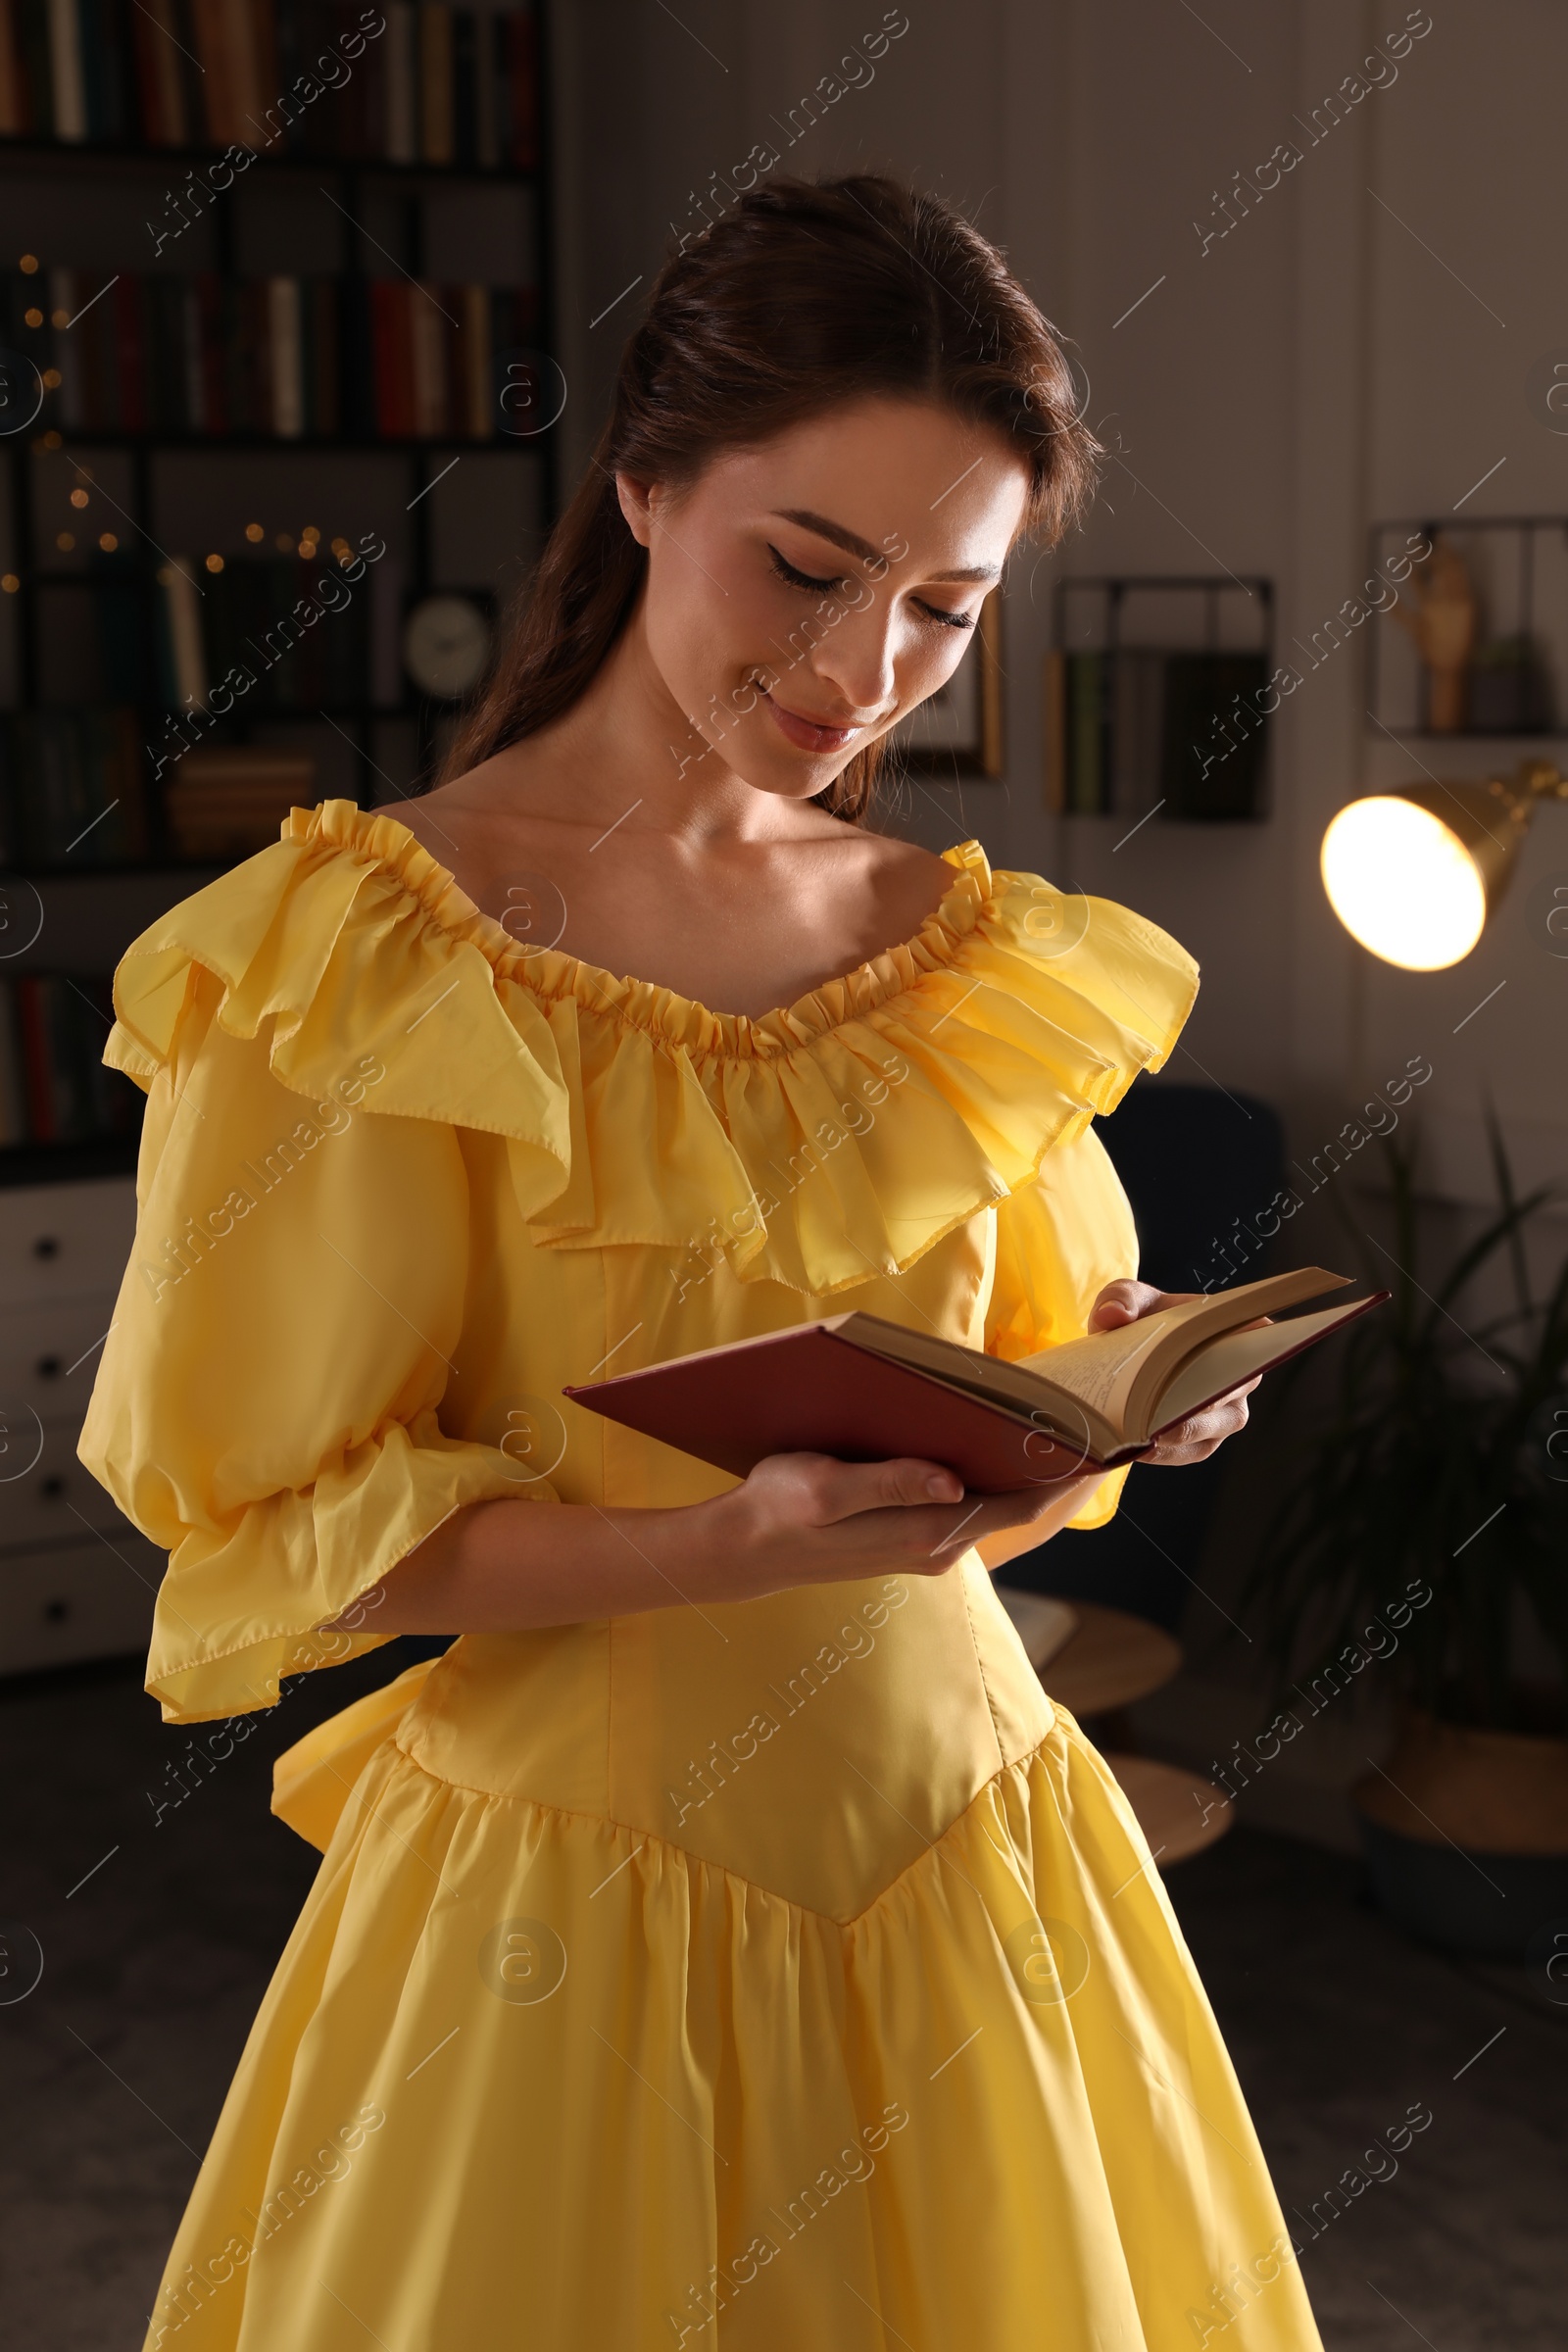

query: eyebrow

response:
[771,508,1001,585]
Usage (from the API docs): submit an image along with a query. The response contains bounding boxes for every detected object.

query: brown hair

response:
[440,173,1101,820]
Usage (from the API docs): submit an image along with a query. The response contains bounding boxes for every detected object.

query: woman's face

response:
[616,396,1031,798]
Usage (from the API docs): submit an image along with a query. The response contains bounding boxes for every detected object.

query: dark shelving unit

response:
[1366,514,1568,740]
[1048,573,1275,823]
[0,0,559,1180]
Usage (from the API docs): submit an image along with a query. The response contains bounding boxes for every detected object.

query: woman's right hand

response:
[685,1451,1104,1603]
[368,1453,1107,1640]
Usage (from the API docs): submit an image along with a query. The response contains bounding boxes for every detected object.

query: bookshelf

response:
[0,0,558,1183]
[1046,574,1275,826]
[1365,515,1568,741]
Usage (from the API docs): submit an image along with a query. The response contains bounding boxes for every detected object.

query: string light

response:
[23,306,41,328]
[19,254,37,272]
[98,532,117,552]
[245,522,264,542]
[1,574,19,593]
[69,487,88,509]
[205,553,224,572]
[56,531,74,551]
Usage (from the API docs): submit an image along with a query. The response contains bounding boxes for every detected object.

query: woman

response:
[84,177,1322,2350]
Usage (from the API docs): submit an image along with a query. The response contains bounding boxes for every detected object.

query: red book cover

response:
[238,277,267,434]
[113,274,148,432]
[505,4,535,168]
[15,977,56,1143]
[130,0,190,143]
[565,1294,1392,1497]
[0,0,31,133]
[566,1325,1097,1496]
[371,279,416,438]
[194,272,227,433]
[127,0,165,143]
[81,278,114,431]
[370,279,399,437]
[244,0,276,127]
[190,0,237,142]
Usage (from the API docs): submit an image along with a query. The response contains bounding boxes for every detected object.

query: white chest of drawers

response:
[0,1176,164,1677]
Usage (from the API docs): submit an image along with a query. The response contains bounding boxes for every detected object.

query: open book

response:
[564,1268,1389,1494]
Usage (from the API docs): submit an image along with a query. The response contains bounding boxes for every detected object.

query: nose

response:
[806,594,899,720]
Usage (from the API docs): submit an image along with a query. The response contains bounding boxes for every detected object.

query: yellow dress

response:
[81,799,1322,2352]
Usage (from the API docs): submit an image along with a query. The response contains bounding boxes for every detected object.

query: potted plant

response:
[1244,1120,1568,1956]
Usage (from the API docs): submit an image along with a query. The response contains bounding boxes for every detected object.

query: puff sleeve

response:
[985,1124,1142,1531]
[77,811,574,1726]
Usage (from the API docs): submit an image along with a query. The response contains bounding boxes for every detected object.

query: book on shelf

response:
[148,548,401,714]
[156,560,207,712]
[1160,652,1270,819]
[0,708,149,865]
[189,553,370,710]
[34,548,403,723]
[565,1268,1391,1496]
[0,0,538,166]
[0,972,138,1147]
[24,266,536,440]
[163,744,315,858]
[1044,647,1270,821]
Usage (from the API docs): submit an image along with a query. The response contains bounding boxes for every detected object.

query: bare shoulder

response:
[388,792,453,864]
[383,756,564,906]
[834,825,956,939]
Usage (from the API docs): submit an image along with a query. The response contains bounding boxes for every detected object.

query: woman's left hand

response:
[1087,1279,1262,1467]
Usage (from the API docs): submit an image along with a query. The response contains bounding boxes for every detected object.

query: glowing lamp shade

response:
[1320,783,1524,971]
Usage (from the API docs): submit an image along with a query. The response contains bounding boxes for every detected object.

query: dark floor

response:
[1,1646,1563,2350]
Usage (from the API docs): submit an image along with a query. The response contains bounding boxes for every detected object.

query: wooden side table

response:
[998,1591,1233,1869]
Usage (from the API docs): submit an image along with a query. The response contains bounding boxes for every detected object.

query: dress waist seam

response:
[387,1720,1069,1927]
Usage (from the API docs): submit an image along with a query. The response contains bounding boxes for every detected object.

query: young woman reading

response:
[85,175,1322,2352]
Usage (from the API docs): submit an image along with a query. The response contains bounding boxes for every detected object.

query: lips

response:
[760,689,861,756]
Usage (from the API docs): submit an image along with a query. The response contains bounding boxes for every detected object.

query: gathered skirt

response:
[142,1706,1322,2351]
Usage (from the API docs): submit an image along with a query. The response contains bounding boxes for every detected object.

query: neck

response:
[507,594,822,849]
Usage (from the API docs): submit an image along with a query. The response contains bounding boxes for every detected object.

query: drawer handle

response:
[31,1237,61,1261]
[34,1355,62,1380]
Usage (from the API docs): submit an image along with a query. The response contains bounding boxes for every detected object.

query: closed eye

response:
[768,543,977,632]
[767,544,845,595]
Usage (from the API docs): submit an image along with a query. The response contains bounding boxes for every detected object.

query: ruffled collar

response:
[288,799,1003,1062]
[105,799,1199,1295]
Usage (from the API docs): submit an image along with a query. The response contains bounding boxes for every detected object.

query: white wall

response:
[551,0,1567,1203]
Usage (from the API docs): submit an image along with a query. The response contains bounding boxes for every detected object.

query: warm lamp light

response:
[1321,761,1568,970]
